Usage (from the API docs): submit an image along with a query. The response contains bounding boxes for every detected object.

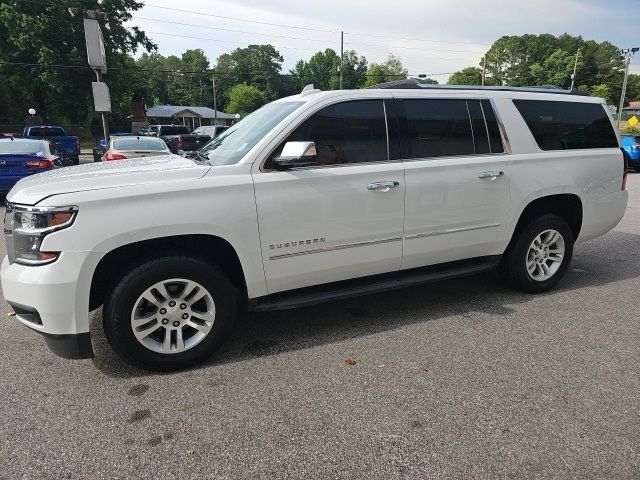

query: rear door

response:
[397,95,511,269]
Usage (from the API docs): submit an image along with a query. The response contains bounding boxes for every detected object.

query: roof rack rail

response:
[367,78,589,96]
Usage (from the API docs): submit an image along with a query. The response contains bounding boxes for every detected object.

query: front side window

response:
[402,99,475,158]
[267,100,388,168]
[513,100,618,150]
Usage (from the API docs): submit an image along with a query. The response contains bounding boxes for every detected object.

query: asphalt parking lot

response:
[0,176,638,480]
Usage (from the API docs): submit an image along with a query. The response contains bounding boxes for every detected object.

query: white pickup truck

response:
[1,82,628,370]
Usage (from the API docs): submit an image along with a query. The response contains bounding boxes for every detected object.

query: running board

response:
[249,256,500,312]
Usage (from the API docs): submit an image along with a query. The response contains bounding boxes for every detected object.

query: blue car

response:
[621,134,640,171]
[0,138,72,192]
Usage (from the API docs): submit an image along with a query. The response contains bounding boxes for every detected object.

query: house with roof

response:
[145,105,238,131]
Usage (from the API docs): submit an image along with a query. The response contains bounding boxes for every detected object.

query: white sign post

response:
[82,16,109,142]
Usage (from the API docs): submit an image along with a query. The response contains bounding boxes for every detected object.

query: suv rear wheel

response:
[103,256,236,371]
[499,214,574,293]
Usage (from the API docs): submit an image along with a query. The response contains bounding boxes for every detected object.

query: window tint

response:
[270,100,388,167]
[160,126,190,135]
[467,100,490,154]
[402,99,475,158]
[481,100,504,153]
[48,141,59,155]
[513,100,617,150]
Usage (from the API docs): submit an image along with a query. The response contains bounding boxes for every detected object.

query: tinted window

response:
[513,100,618,150]
[161,126,190,135]
[270,100,387,167]
[467,100,490,154]
[0,140,44,155]
[48,141,59,155]
[481,100,504,153]
[28,127,65,136]
[402,99,474,158]
[113,137,167,151]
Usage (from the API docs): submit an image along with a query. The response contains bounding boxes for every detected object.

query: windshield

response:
[0,140,44,155]
[199,101,303,165]
[161,126,189,135]
[113,137,167,151]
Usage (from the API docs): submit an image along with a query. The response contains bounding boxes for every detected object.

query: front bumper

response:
[1,253,95,359]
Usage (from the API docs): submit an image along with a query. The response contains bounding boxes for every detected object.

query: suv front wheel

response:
[499,214,574,293]
[103,256,236,371]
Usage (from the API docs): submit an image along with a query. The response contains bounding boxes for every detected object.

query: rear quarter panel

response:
[494,96,627,246]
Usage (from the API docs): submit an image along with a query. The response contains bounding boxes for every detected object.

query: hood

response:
[7,154,210,205]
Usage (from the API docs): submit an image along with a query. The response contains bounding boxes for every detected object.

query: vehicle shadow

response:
[90,229,640,378]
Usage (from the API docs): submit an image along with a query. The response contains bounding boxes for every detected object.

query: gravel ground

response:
[0,176,638,480]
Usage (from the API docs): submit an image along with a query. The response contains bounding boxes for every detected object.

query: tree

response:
[225,84,267,116]
[448,67,484,85]
[0,0,154,132]
[290,49,340,91]
[330,50,367,90]
[590,84,610,100]
[214,45,284,109]
[363,55,408,87]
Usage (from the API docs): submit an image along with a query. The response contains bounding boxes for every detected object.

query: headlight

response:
[6,203,78,266]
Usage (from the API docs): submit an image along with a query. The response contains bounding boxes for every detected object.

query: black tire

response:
[103,256,236,371]
[71,156,79,165]
[499,214,574,293]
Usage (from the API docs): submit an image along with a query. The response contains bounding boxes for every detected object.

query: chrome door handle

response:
[478,171,504,179]
[366,181,400,192]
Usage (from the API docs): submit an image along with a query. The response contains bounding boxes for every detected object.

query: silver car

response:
[103,136,171,161]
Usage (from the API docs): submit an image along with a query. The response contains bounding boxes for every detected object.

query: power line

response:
[344,31,490,47]
[142,3,339,34]
[133,16,334,44]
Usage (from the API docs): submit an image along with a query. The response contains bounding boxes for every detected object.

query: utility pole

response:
[481,56,487,86]
[570,48,581,91]
[340,31,344,90]
[212,72,218,126]
[618,48,640,128]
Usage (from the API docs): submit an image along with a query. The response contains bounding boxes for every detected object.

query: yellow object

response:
[628,115,639,127]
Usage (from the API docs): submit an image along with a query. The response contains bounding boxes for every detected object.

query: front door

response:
[396,96,511,269]
[252,99,405,294]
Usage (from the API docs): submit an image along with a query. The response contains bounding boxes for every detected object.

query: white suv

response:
[1,82,628,370]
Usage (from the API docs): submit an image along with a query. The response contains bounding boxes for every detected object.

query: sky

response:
[127,0,640,83]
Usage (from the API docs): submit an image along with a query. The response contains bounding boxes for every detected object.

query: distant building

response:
[145,105,237,130]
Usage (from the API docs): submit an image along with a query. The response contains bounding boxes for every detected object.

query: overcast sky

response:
[128,0,640,82]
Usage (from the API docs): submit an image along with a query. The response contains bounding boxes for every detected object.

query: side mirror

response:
[273,141,317,170]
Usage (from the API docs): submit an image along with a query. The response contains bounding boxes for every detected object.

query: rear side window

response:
[400,99,503,158]
[402,99,474,158]
[513,100,618,150]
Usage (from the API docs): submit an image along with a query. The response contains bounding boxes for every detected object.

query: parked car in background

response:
[103,136,172,161]
[21,125,80,165]
[192,125,229,139]
[0,138,73,192]
[620,134,640,171]
[151,125,210,155]
[93,133,134,162]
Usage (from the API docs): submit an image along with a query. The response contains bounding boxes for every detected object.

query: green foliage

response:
[590,84,610,100]
[225,84,267,116]
[478,33,637,105]
[214,45,286,108]
[0,0,154,132]
[362,55,408,87]
[448,67,484,85]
